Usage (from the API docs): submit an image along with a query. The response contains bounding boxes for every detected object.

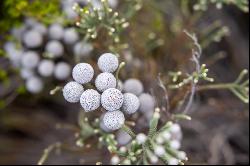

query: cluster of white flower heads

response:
[4,18,76,94]
[63,53,140,131]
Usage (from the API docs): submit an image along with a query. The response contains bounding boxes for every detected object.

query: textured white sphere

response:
[136,133,147,145]
[122,93,140,114]
[103,111,125,131]
[38,59,55,77]
[45,40,64,58]
[22,51,40,69]
[63,81,84,103]
[72,63,94,84]
[26,76,43,94]
[139,93,155,113]
[33,23,47,35]
[48,24,64,40]
[116,130,132,145]
[74,41,93,58]
[80,89,101,112]
[98,53,119,73]
[54,62,71,81]
[95,72,117,92]
[124,79,144,96]
[101,88,124,111]
[23,30,43,48]
[63,28,79,44]
[21,68,34,80]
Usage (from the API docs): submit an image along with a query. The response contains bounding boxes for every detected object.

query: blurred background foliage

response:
[0,0,249,165]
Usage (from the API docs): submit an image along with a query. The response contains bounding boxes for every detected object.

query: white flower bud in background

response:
[23,29,43,48]
[108,0,118,8]
[80,89,101,112]
[21,68,34,80]
[63,81,84,103]
[98,53,119,73]
[103,111,125,131]
[21,51,40,69]
[74,41,93,58]
[11,25,26,41]
[95,72,117,92]
[48,23,64,40]
[54,62,71,81]
[122,93,140,114]
[116,130,132,146]
[33,23,47,35]
[38,59,55,77]
[139,93,155,113]
[4,44,23,67]
[123,79,144,96]
[170,140,181,150]
[63,28,79,45]
[149,155,159,164]
[168,158,179,165]
[63,6,78,19]
[154,145,166,157]
[72,63,94,84]
[162,131,171,141]
[177,151,187,160]
[26,76,44,94]
[170,123,183,141]
[136,133,147,145]
[101,88,124,111]
[45,40,64,58]
[110,155,120,165]
[156,135,165,145]
[25,18,38,27]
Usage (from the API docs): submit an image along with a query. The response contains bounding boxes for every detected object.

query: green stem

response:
[197,83,234,91]
[121,124,136,139]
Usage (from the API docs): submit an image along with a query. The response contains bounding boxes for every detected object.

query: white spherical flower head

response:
[22,51,40,69]
[103,111,125,131]
[74,41,93,58]
[95,73,117,92]
[136,133,147,145]
[170,124,181,134]
[168,158,179,165]
[98,53,119,73]
[63,81,84,103]
[72,63,94,84]
[101,88,124,111]
[6,47,23,67]
[45,40,64,58]
[116,130,132,146]
[122,93,140,115]
[23,29,43,48]
[177,151,187,160]
[38,59,55,77]
[63,28,79,44]
[26,76,43,94]
[80,89,101,112]
[48,24,64,40]
[110,155,120,165]
[170,140,181,150]
[33,23,47,35]
[124,79,144,96]
[154,145,166,157]
[21,68,34,80]
[150,155,159,164]
[108,0,119,8]
[54,62,71,81]
[64,6,78,19]
[139,93,155,113]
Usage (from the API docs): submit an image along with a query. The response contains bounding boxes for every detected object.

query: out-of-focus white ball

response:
[123,79,144,96]
[63,28,79,44]
[54,62,71,81]
[23,29,43,48]
[21,51,40,69]
[5,44,23,67]
[33,23,47,35]
[74,41,93,58]
[21,68,34,80]
[48,24,64,40]
[108,0,119,8]
[139,93,155,113]
[64,6,78,19]
[38,59,55,77]
[116,130,132,146]
[11,25,26,41]
[26,76,44,94]
[45,40,64,58]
